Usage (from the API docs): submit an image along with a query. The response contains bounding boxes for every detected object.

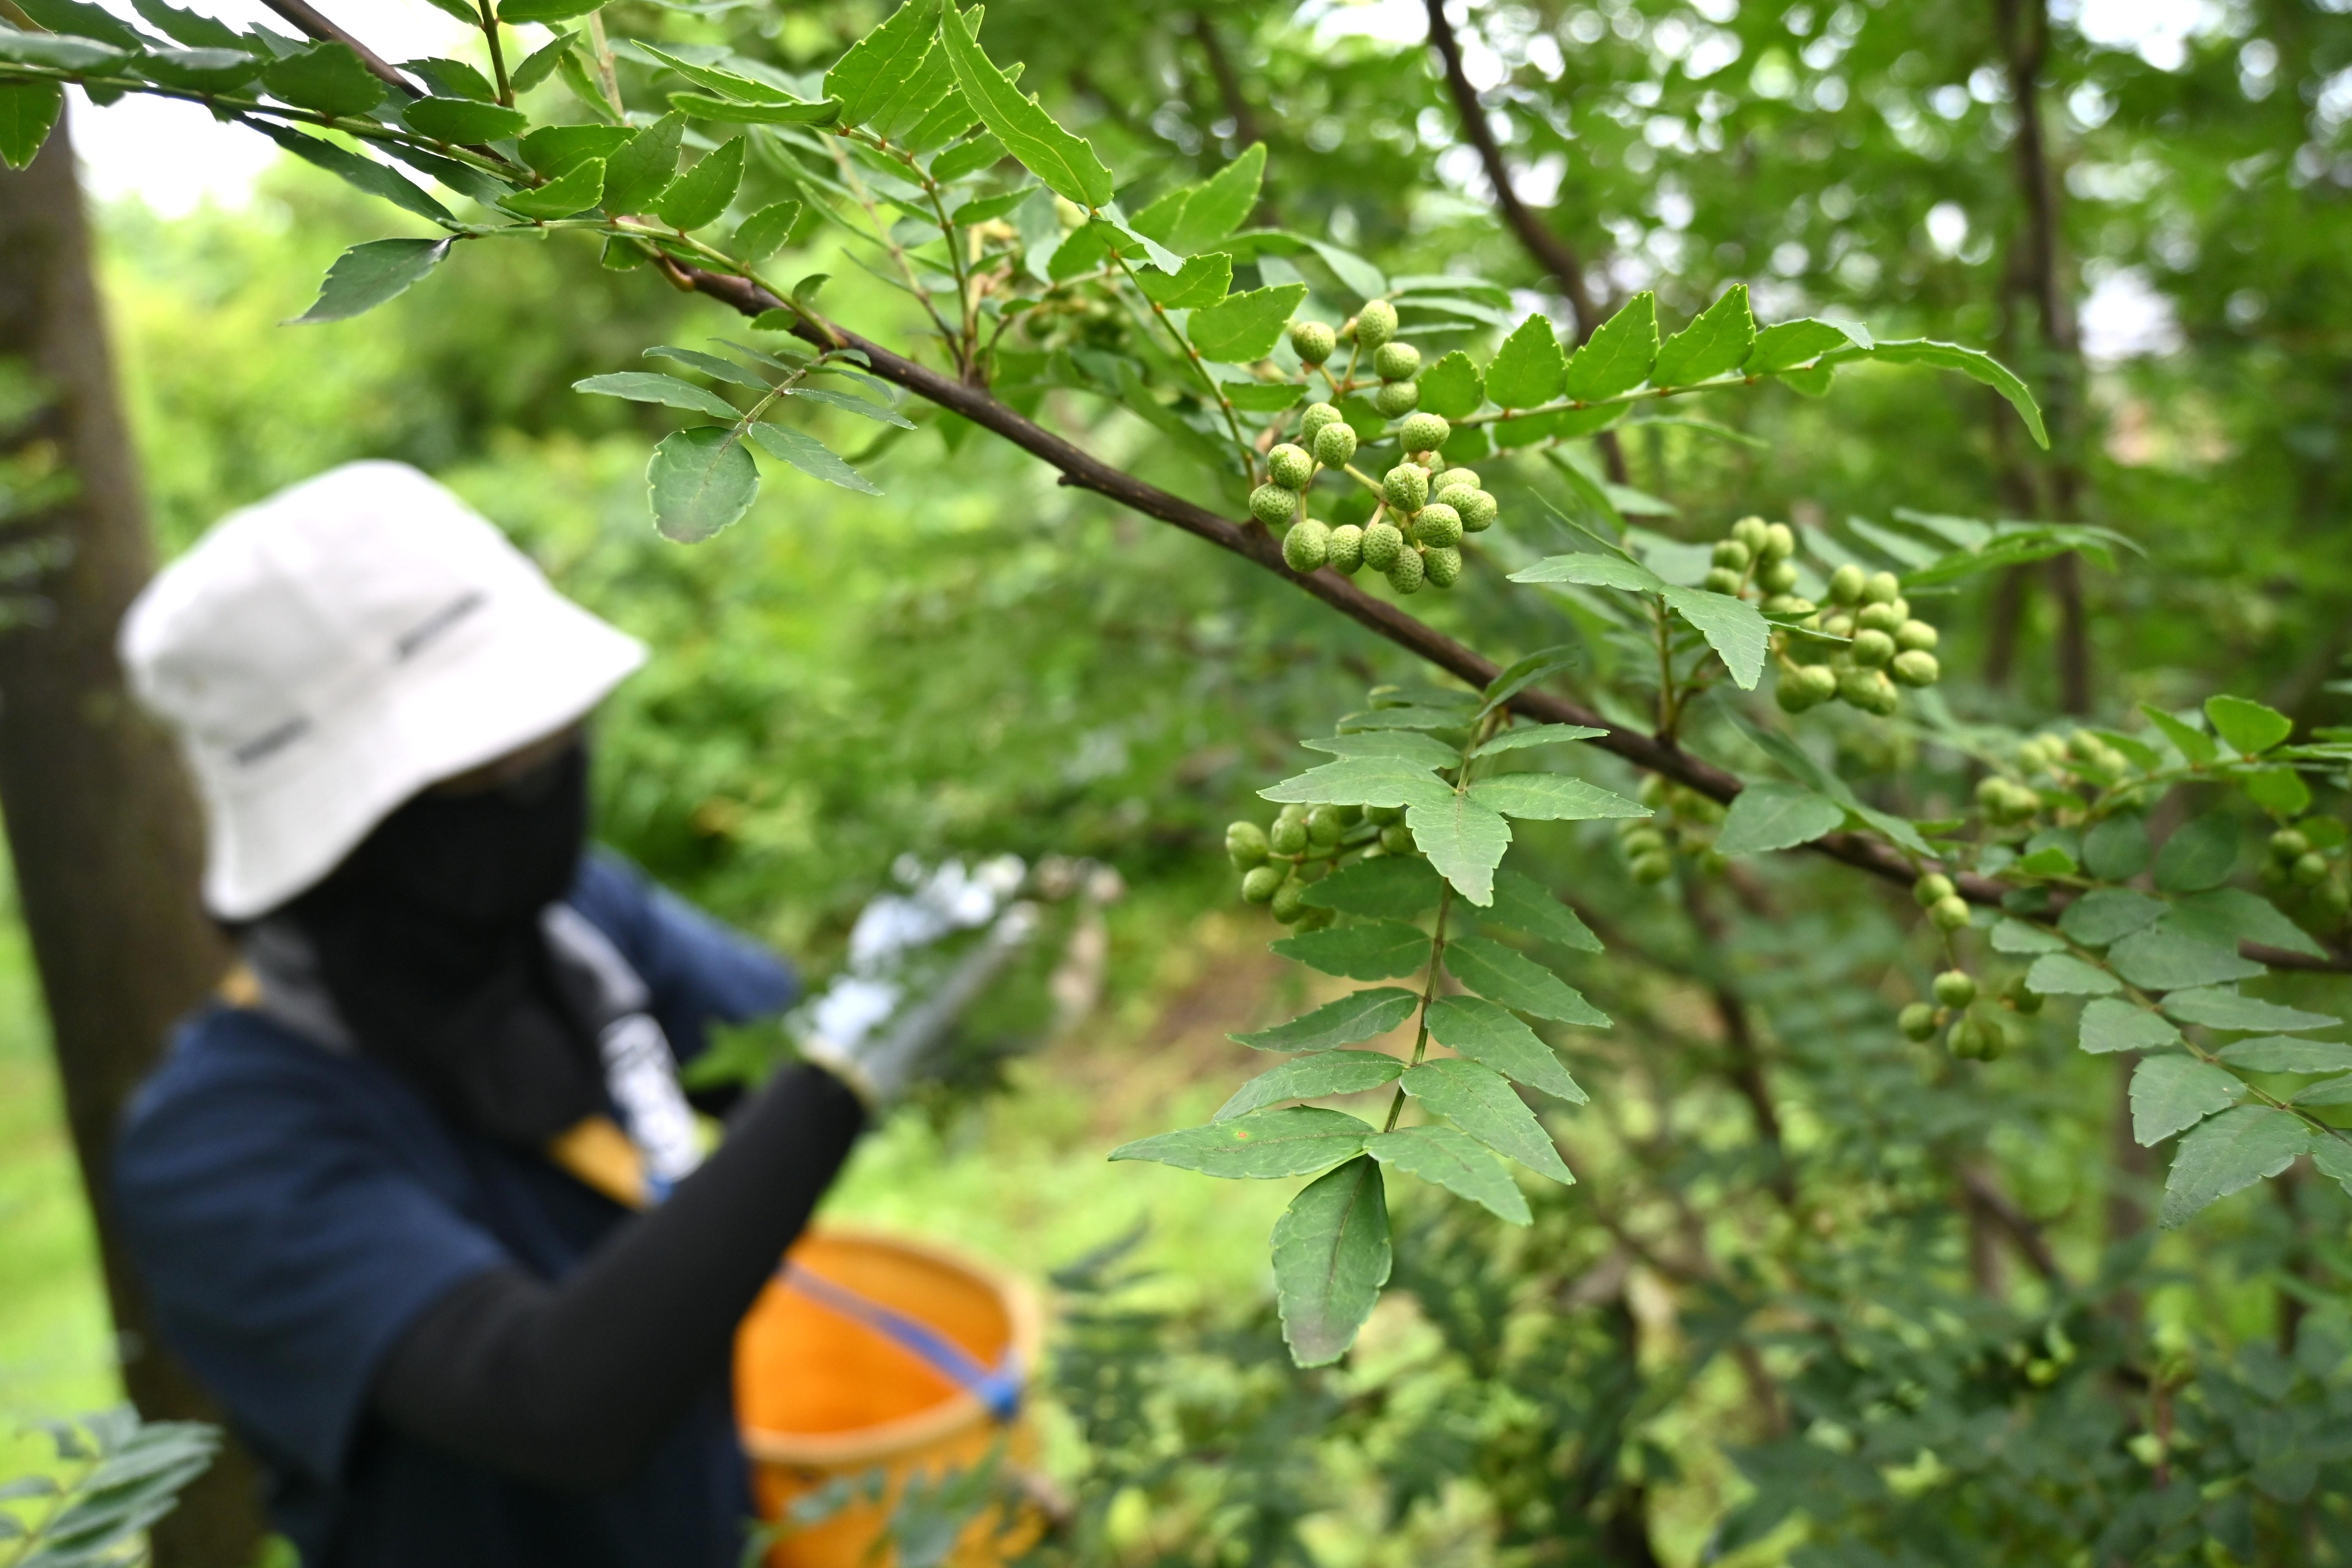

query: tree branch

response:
[256,0,420,98]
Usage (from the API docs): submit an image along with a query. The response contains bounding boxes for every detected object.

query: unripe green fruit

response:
[1713,538,1753,571]
[1270,817,1309,855]
[1435,468,1481,492]
[1383,465,1430,512]
[1763,522,1796,560]
[1374,341,1421,381]
[1374,379,1420,417]
[1250,483,1298,527]
[1639,775,1670,807]
[1704,567,1745,596]
[1759,560,1800,594]
[1366,803,1405,825]
[1326,523,1365,574]
[1898,1002,1939,1041]
[1895,619,1939,652]
[1226,820,1270,868]
[1887,596,1911,622]
[1731,516,1771,554]
[1306,804,1347,845]
[1851,629,1895,667]
[1270,878,1309,923]
[1977,1021,2011,1061]
[1294,905,1337,932]
[1933,969,1978,1008]
[2004,976,2044,1015]
[1386,547,1426,594]
[1777,674,1827,713]
[2270,829,2310,861]
[1454,488,1499,531]
[1241,865,1284,903]
[1822,612,1856,640]
[1268,444,1315,490]
[1840,667,1899,714]
[1398,412,1450,453]
[1276,802,1307,824]
[1353,298,1398,349]
[2067,730,2103,762]
[1362,520,1405,571]
[1761,594,1814,618]
[1622,828,1667,857]
[1947,1017,1984,1060]
[1414,503,1463,548]
[1915,873,1956,906]
[1795,662,1838,702]
[2294,851,2330,887]
[1631,851,1676,885]
[1828,564,1866,605]
[1863,570,1902,605]
[1312,422,1358,467]
[2317,879,2352,917]
[1856,602,1903,634]
[1300,402,1344,441]
[1379,822,1413,853]
[1892,650,1941,687]
[1930,894,1972,932]
[1423,545,1462,587]
[1289,319,1337,364]
[1283,518,1332,573]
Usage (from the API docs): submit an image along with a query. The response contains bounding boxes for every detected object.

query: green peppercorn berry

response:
[1930,894,1973,932]
[1362,520,1405,571]
[1892,650,1941,687]
[1387,547,1426,594]
[1933,969,1978,1008]
[1458,489,1500,532]
[1326,523,1365,575]
[1374,379,1420,417]
[1978,1021,2012,1061]
[1863,570,1902,605]
[1828,563,1866,605]
[1379,822,1413,854]
[1312,421,1358,467]
[2317,879,2352,917]
[1836,664,1884,708]
[1821,611,1856,640]
[1776,663,1837,712]
[1270,877,1309,923]
[1366,803,1405,825]
[1855,602,1903,634]
[1762,594,1815,618]
[1759,560,1800,594]
[2004,976,2044,1015]
[1631,851,1676,885]
[1306,805,1347,845]
[1269,443,1315,491]
[1639,775,1670,807]
[1704,566,1745,596]
[1289,319,1337,365]
[1353,298,1398,350]
[1277,801,1307,824]
[1241,864,1284,903]
[1270,818,1309,857]
[1414,503,1463,548]
[1764,522,1796,560]
[1423,545,1463,587]
[1283,518,1332,573]
[1383,464,1430,512]
[1713,538,1753,572]
[1899,1002,1939,1041]
[1622,827,1667,858]
[1435,468,1481,492]
[1250,483,1297,527]
[1398,412,1450,454]
[1947,1016,1984,1060]
[2294,851,2330,887]
[1731,516,1771,554]
[2270,828,2310,861]
[1226,820,1270,868]
[1373,341,1421,381]
[1850,629,1895,668]
[1300,402,1344,441]
[1914,874,1956,906]
[1895,619,1939,652]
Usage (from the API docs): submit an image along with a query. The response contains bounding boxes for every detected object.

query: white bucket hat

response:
[120,461,647,920]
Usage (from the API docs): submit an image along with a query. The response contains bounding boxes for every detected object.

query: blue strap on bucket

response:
[778,1263,1024,1422]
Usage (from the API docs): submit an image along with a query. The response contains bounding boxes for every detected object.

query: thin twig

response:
[255,0,419,97]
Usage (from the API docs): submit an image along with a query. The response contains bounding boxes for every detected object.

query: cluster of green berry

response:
[1288,300,1425,417]
[1976,730,2140,825]
[1895,874,2038,1059]
[1778,561,1943,716]
[1617,776,1726,884]
[1226,801,1419,925]
[1249,410,1502,597]
[2263,823,2352,923]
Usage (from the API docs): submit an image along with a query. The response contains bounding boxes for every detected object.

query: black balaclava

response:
[282,742,607,1147]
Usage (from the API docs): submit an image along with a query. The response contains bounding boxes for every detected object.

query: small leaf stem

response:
[1105,248,1257,480]
[475,0,512,106]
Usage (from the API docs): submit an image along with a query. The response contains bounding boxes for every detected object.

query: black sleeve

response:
[370,1064,865,1489]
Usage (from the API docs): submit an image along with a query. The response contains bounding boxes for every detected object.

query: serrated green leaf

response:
[1302,858,1443,920]
[1399,1059,1574,1182]
[1714,781,1843,856]
[1563,292,1658,400]
[287,237,450,324]
[938,4,1111,206]
[1301,731,1461,768]
[747,422,881,495]
[406,97,528,143]
[2058,889,2169,948]
[1743,318,1854,373]
[1271,920,1431,981]
[928,131,1004,182]
[2159,1106,2308,1228]
[2083,813,2152,880]
[1110,1105,1372,1178]
[2080,998,2184,1055]
[646,427,758,543]
[2154,815,2238,893]
[2140,703,2218,766]
[1484,313,1566,408]
[499,0,607,20]
[2131,1055,2247,1145]
[1271,1156,1391,1366]
[500,158,606,219]
[1406,793,1511,906]
[247,122,453,226]
[733,200,804,261]
[1232,987,1419,1052]
[575,371,740,419]
[827,0,944,128]
[2219,1037,2352,1074]
[1658,585,1769,689]
[1225,382,1305,412]
[2160,988,2341,1034]
[520,124,632,177]
[1473,725,1606,760]
[602,112,683,216]
[128,0,243,47]
[1337,706,1469,734]
[653,135,744,231]
[1169,142,1264,252]
[1857,339,2046,448]
[1426,995,1584,1102]
[1478,646,1583,716]
[1483,869,1601,952]
[1365,1126,1529,1224]
[2107,928,2265,992]
[2027,953,2120,996]
[1509,552,1665,592]
[1187,282,1307,363]
[0,22,124,70]
[510,30,575,93]
[1467,774,1647,823]
[1135,251,1230,309]
[2161,889,2326,961]
[670,93,842,125]
[1259,760,1454,810]
[2298,1077,2352,1107]
[1216,1051,1402,1120]
[260,41,385,117]
[1651,284,1753,386]
[0,82,63,172]
[1417,350,1484,419]
[2205,694,2292,754]
[1445,934,1608,1026]
[2310,1136,2352,1198]
[1990,917,2065,954]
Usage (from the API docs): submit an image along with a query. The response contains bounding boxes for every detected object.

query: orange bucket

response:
[735,1228,1045,1568]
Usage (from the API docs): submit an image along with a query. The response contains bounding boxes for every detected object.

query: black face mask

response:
[282,743,607,1148]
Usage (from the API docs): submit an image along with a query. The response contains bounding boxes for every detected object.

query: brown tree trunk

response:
[0,112,264,1568]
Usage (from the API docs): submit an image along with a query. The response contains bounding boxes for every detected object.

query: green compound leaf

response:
[1399,1059,1574,1183]
[2107,928,2265,992]
[1445,934,1609,1027]
[1990,918,2064,954]
[1215,1051,1403,1121]
[1651,283,1754,387]
[1658,585,1769,690]
[2140,703,2218,766]
[1231,987,1420,1053]
[1417,350,1485,419]
[826,0,943,129]
[1225,383,1305,412]
[1849,339,2046,448]
[2159,1106,2308,1229]
[405,96,528,143]
[1510,552,1666,592]
[1271,1156,1391,1367]
[938,4,1111,207]
[247,122,452,227]
[653,136,744,231]
[261,41,387,117]
[669,93,842,125]
[1466,774,1647,824]
[574,371,741,420]
[602,113,684,217]
[1302,730,1463,768]
[2219,1037,2352,1075]
[0,22,125,70]
[2058,889,2168,948]
[2299,1077,2352,1108]
[2130,1055,2247,1146]
[2079,998,2183,1055]
[646,346,769,391]
[1484,313,1567,408]
[509,30,576,93]
[1562,291,1658,401]
[2154,815,2239,893]
[1186,282,1308,363]
[1743,318,1857,374]
[734,200,805,261]
[1167,142,1264,252]
[1426,995,1585,1102]
[1365,1126,1530,1225]
[1302,858,1443,920]
[2083,814,2152,879]
[1135,251,1231,309]
[1272,920,1431,981]
[500,158,606,220]
[1473,724,1607,759]
[1483,869,1601,953]
[2160,988,2341,1034]
[646,427,758,544]
[2026,953,2121,997]
[0,82,63,172]
[2311,1137,2352,1200]
[787,387,913,427]
[1478,646,1584,716]
[499,0,608,20]
[520,125,632,176]
[1406,792,1511,906]
[1259,759,1453,810]
[1714,781,1844,857]
[290,237,451,324]
[1110,1105,1372,1179]
[2205,694,2293,754]
[746,422,881,495]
